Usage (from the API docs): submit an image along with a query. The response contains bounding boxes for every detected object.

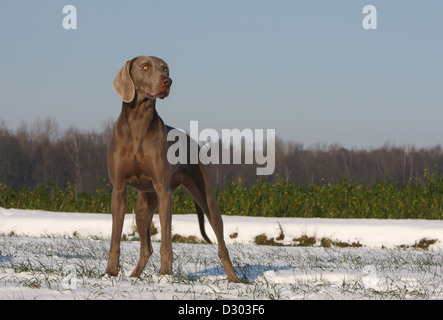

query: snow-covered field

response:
[1,207,443,300]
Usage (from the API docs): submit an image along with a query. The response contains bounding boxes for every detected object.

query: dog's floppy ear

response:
[113,60,135,103]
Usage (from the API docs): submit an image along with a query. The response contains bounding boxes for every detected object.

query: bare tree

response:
[64,127,82,195]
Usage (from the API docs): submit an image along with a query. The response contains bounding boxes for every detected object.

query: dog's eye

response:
[162,66,168,73]
[142,65,150,71]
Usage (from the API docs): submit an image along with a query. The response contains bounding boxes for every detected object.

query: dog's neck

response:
[120,91,159,144]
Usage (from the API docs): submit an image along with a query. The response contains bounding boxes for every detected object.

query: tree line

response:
[1,118,443,193]
[0,118,112,194]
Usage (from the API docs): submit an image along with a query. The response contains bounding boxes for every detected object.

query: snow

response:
[1,207,443,300]
[1,207,442,249]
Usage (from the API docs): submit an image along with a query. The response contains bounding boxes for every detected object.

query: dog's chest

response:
[120,146,161,192]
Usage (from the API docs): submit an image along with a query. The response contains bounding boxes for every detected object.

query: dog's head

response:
[113,56,172,103]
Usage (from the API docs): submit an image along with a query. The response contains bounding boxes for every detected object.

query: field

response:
[2,237,443,300]
[2,175,443,300]
[2,173,443,219]
[1,208,443,300]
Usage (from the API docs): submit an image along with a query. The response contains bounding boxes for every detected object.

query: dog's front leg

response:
[105,184,127,276]
[157,185,173,275]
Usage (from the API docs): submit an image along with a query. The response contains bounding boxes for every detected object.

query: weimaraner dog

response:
[104,56,241,283]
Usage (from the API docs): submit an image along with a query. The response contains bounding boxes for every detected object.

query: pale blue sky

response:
[0,1,442,148]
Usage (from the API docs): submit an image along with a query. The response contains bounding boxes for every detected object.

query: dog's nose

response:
[163,77,172,87]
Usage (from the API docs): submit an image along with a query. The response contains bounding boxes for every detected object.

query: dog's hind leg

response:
[130,191,158,278]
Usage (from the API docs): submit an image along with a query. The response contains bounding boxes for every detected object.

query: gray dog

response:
[104,56,241,283]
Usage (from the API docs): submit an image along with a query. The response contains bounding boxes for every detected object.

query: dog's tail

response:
[194,201,212,244]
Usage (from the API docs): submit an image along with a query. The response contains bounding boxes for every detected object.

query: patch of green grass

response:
[2,168,443,219]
